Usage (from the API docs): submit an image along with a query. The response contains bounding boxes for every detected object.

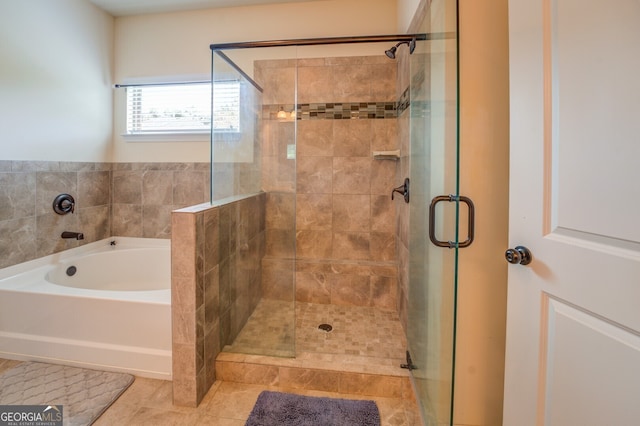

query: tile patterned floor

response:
[0,302,419,425]
[224,299,407,363]
[0,359,420,425]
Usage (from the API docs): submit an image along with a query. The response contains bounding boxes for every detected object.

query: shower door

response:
[406,0,460,424]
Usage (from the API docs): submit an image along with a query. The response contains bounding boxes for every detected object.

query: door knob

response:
[505,246,532,265]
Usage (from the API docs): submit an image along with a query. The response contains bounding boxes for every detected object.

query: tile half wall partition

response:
[171,193,266,406]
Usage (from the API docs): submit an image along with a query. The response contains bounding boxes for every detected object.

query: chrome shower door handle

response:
[428,194,475,248]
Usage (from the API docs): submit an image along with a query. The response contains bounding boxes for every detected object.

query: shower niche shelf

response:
[372,149,400,160]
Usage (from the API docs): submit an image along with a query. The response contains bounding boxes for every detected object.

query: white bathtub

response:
[0,237,171,379]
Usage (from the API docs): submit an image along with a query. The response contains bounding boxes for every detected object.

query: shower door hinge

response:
[400,350,417,370]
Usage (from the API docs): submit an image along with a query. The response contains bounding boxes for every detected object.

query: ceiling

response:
[88,0,326,16]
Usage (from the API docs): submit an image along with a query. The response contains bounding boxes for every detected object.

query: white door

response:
[504,0,640,424]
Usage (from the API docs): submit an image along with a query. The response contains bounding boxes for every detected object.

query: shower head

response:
[384,45,398,59]
[384,38,417,59]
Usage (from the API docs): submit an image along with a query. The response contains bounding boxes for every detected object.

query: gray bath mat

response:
[245,390,380,426]
[0,361,134,425]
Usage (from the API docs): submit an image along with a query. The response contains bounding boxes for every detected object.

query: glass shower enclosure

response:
[209,0,460,421]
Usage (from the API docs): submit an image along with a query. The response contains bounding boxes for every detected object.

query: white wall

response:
[0,0,114,162]
[112,0,398,162]
[455,0,510,424]
[397,0,422,32]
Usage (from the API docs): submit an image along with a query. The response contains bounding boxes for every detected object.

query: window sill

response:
[122,132,210,143]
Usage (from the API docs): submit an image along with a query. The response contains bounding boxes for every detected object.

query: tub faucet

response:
[61,231,84,240]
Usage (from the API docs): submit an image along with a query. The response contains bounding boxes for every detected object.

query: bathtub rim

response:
[0,237,170,304]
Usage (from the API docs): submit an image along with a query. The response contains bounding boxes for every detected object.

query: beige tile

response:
[0,172,35,221]
[173,170,207,207]
[78,205,110,242]
[193,415,246,426]
[296,259,334,274]
[93,399,140,425]
[255,65,295,105]
[376,396,415,426]
[296,193,332,230]
[297,65,333,104]
[295,271,331,304]
[125,406,201,425]
[333,157,371,195]
[173,342,197,377]
[111,204,142,237]
[332,231,370,260]
[143,205,172,238]
[372,119,399,152]
[371,159,398,196]
[142,170,173,205]
[331,65,373,102]
[266,192,295,230]
[114,377,167,408]
[333,120,372,157]
[330,274,371,307]
[112,170,142,205]
[333,194,370,232]
[339,373,403,398]
[371,194,396,233]
[296,156,333,194]
[297,120,334,157]
[204,208,220,270]
[370,62,397,100]
[78,170,110,207]
[172,276,197,313]
[261,155,295,193]
[296,230,332,259]
[265,228,295,257]
[217,361,279,386]
[261,266,294,300]
[151,383,193,414]
[370,231,396,261]
[204,266,220,331]
[371,275,398,311]
[203,382,265,420]
[172,376,199,407]
[279,367,340,392]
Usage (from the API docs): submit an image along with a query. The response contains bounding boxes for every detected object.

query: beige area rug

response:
[0,361,134,425]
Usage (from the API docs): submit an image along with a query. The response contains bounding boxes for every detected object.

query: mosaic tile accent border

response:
[264,84,412,120]
[265,101,398,120]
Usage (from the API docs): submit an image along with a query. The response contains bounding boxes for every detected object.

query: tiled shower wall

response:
[0,160,209,269]
[256,56,401,311]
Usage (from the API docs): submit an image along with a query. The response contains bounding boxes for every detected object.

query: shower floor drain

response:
[318,323,333,332]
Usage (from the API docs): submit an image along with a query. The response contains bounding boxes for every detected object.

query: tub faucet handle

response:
[61,231,84,240]
[53,194,75,215]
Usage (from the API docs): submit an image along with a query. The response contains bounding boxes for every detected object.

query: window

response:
[124,81,240,135]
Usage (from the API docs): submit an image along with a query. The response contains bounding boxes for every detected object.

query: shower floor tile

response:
[224,299,296,358]
[223,299,407,365]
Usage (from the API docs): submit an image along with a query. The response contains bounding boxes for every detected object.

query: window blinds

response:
[125,81,240,135]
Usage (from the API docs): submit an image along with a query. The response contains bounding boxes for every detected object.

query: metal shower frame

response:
[209,33,452,51]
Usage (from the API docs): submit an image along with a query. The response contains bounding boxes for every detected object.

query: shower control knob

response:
[505,246,532,265]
